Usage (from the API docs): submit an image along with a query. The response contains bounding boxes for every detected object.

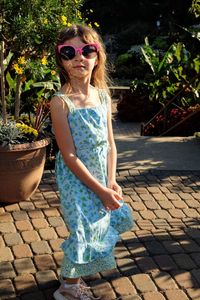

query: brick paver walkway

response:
[1,103,200,299]
[1,170,200,300]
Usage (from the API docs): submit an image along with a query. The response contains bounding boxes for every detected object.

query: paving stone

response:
[147,187,162,194]
[134,256,158,274]
[28,210,44,219]
[114,243,131,259]
[35,270,57,289]
[31,218,49,229]
[14,274,37,294]
[126,241,149,257]
[49,239,64,252]
[0,222,16,233]
[162,240,184,254]
[136,220,155,230]
[152,271,178,290]
[53,252,63,267]
[19,201,35,211]
[154,255,178,271]
[131,202,146,211]
[12,211,28,221]
[171,270,198,289]
[104,265,124,284]
[4,203,20,212]
[0,247,14,262]
[0,262,15,279]
[144,200,160,210]
[169,230,186,240]
[190,253,200,267]
[0,212,13,223]
[33,199,50,209]
[152,219,170,230]
[55,225,69,238]
[135,230,155,242]
[172,253,196,270]
[12,244,33,259]
[15,220,33,231]
[43,208,60,217]
[39,228,57,240]
[131,274,157,293]
[172,200,188,209]
[154,210,171,219]
[144,241,167,255]
[157,200,174,209]
[165,289,189,300]
[179,239,200,253]
[139,194,155,201]
[187,288,200,299]
[34,254,56,271]
[21,230,40,243]
[153,230,172,241]
[14,258,36,275]
[143,291,166,300]
[4,232,23,246]
[179,193,193,200]
[31,240,51,254]
[191,269,200,286]
[111,277,136,296]
[183,208,200,218]
[90,279,116,300]
[153,194,168,201]
[167,219,184,228]
[0,279,15,299]
[116,258,140,276]
[140,210,156,220]
[168,209,186,218]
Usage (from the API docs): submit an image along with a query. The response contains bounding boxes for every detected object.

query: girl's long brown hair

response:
[55,24,111,94]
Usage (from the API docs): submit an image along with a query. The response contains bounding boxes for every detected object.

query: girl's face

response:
[59,36,98,81]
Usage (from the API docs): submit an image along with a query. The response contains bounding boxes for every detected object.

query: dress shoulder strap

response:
[54,92,75,113]
[98,89,109,106]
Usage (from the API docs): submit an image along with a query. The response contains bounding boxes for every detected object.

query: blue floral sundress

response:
[55,89,134,278]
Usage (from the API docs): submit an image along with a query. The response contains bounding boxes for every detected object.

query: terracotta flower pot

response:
[0,138,50,203]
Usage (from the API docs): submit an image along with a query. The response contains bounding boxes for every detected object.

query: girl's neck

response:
[64,78,93,97]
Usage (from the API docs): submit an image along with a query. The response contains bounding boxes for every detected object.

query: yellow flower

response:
[43,19,48,25]
[88,23,92,28]
[51,70,56,76]
[77,11,82,20]
[94,22,100,28]
[67,22,72,27]
[61,15,67,25]
[89,9,93,13]
[13,64,23,75]
[18,56,26,65]
[41,56,47,65]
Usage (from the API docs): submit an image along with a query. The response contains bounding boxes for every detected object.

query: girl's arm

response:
[107,96,122,196]
[50,96,122,210]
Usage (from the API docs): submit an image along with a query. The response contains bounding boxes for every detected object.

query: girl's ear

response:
[94,58,98,66]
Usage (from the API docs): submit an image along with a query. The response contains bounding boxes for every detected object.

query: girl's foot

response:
[53,282,101,300]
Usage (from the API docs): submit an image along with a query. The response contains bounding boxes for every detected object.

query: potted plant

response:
[0,0,84,202]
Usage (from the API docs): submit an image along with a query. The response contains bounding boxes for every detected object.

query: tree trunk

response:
[14,75,22,120]
[0,41,7,124]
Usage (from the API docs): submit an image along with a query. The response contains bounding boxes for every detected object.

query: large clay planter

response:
[0,138,50,203]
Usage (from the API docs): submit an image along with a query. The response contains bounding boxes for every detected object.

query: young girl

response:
[50,24,134,300]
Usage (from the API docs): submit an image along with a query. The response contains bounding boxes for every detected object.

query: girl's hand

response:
[108,180,122,197]
[97,187,122,211]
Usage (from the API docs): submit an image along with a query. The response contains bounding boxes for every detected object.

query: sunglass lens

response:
[60,46,75,60]
[82,45,98,58]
